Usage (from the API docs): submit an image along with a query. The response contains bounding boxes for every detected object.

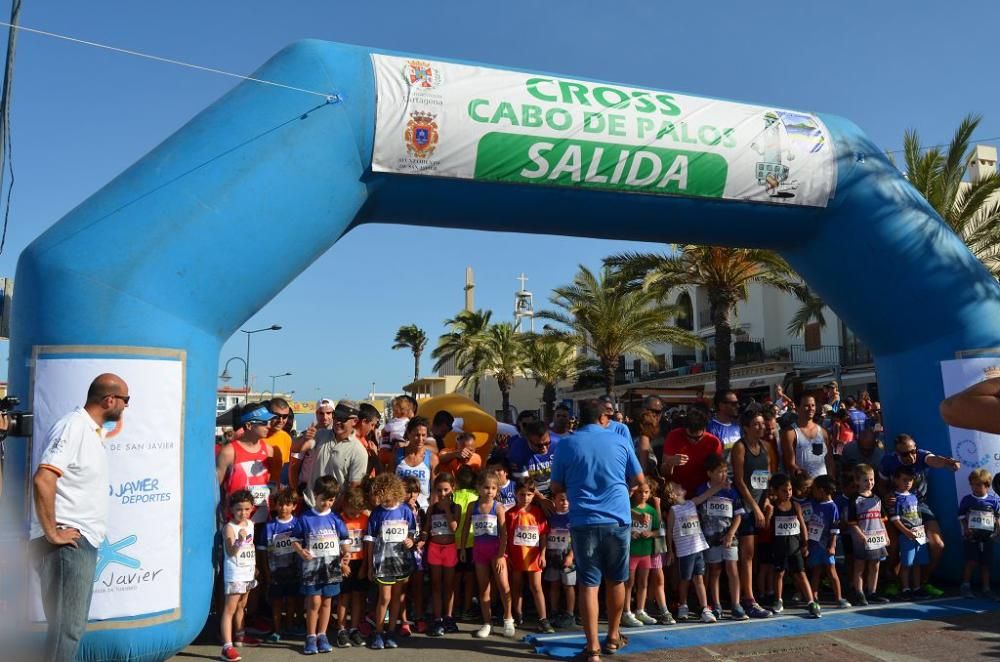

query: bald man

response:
[30,373,130,662]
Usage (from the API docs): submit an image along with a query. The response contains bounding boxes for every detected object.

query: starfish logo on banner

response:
[404,60,440,89]
[405,111,439,159]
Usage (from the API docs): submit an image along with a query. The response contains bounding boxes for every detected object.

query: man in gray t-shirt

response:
[841,428,884,474]
[301,400,368,506]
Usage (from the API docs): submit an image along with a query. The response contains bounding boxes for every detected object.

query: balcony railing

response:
[790,343,875,367]
[697,309,713,328]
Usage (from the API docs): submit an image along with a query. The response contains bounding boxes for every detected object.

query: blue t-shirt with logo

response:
[958,492,1000,542]
[807,499,840,550]
[365,504,417,580]
[298,509,349,586]
[508,435,558,496]
[264,516,301,584]
[879,450,933,500]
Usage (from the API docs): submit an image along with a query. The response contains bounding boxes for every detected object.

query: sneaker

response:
[790,592,803,605]
[513,613,524,627]
[982,588,998,600]
[866,592,890,604]
[357,621,374,638]
[961,583,975,599]
[621,611,643,628]
[303,636,318,655]
[502,618,516,637]
[369,633,384,650]
[710,605,722,622]
[266,632,281,643]
[912,587,929,601]
[655,608,676,625]
[808,601,822,619]
[899,588,914,602]
[836,598,852,608]
[238,634,262,647]
[552,612,575,629]
[853,591,868,607]
[677,605,690,620]
[745,603,772,619]
[336,629,351,648]
[883,582,901,598]
[473,624,492,638]
[316,634,333,653]
[245,615,273,635]
[429,620,446,637]
[461,608,480,621]
[636,610,657,625]
[397,622,412,637]
[771,599,784,614]
[759,593,776,608]
[730,604,749,621]
[384,634,398,649]
[415,618,428,635]
[220,646,242,662]
[923,583,945,598]
[443,616,459,633]
[348,629,365,647]
[700,607,717,623]
[538,618,556,633]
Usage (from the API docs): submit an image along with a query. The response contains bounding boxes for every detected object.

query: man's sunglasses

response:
[108,394,130,404]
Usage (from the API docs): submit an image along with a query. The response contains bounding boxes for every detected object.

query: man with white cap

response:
[290,398,335,492]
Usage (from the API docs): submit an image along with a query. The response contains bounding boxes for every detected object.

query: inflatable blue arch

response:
[4,40,1000,661]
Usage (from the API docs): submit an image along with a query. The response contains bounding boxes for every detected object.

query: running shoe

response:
[265,632,281,643]
[397,622,412,637]
[852,591,868,607]
[473,624,492,638]
[303,636,318,655]
[621,612,643,628]
[730,604,749,621]
[316,633,333,653]
[384,634,399,649]
[336,629,351,648]
[912,587,929,600]
[245,616,273,635]
[677,605,690,620]
[961,583,975,599]
[461,608,480,621]
[899,589,914,602]
[415,618,429,635]
[513,612,524,627]
[922,583,945,598]
[444,616,459,633]
[655,608,676,625]
[771,599,784,614]
[836,598,852,608]
[882,582,900,598]
[369,633,385,650]
[538,618,556,633]
[710,605,722,622]
[428,619,445,637]
[219,645,241,662]
[866,592,890,604]
[502,618,517,637]
[700,607,717,623]
[348,629,365,647]
[745,603,772,619]
[807,601,822,619]
[233,632,261,647]
[636,610,657,625]
[552,612,576,628]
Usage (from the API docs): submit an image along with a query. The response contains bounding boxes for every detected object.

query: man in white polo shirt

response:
[30,373,129,662]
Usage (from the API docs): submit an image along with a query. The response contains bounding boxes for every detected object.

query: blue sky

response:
[0,1,997,401]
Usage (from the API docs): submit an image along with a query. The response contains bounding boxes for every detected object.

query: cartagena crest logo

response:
[405,111,439,159]
[403,60,441,89]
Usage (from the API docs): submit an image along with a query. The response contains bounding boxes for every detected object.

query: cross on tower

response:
[517,272,529,292]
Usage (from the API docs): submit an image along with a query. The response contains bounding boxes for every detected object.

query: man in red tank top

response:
[217,402,282,524]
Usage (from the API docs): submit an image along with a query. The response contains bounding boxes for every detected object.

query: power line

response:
[0,21,338,101]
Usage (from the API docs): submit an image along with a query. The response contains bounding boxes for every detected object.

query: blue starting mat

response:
[525,598,1000,659]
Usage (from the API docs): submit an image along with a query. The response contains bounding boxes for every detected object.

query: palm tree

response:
[895,113,1000,277]
[392,324,427,382]
[538,265,701,395]
[459,322,525,422]
[606,247,796,393]
[522,334,582,422]
[786,285,828,336]
[431,309,493,403]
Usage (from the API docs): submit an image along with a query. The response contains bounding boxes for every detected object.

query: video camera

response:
[0,395,32,438]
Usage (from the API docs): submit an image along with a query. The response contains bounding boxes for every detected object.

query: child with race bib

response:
[335,486,370,648]
[543,490,576,629]
[365,473,418,650]
[766,473,821,618]
[400,476,427,635]
[459,470,515,638]
[506,478,552,633]
[623,480,660,627]
[959,468,1000,599]
[889,466,927,601]
[664,480,719,622]
[452,466,480,621]
[696,455,747,621]
[846,464,889,606]
[293,476,352,655]
[807,476,849,608]
[264,488,302,643]
[221,490,257,662]
[425,472,462,637]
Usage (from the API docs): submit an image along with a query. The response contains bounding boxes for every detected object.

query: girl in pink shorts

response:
[623,482,661,627]
[424,473,461,637]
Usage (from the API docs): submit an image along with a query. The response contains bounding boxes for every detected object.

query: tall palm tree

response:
[392,324,427,382]
[896,113,1000,277]
[606,247,796,393]
[522,334,582,422]
[538,265,701,395]
[460,322,525,423]
[431,309,493,403]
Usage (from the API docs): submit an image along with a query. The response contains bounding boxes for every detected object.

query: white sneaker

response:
[502,619,516,637]
[677,605,690,620]
[473,624,491,638]
[700,607,717,623]
[621,611,643,627]
[636,610,657,625]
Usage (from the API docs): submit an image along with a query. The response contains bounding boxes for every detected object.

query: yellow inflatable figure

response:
[415,392,499,458]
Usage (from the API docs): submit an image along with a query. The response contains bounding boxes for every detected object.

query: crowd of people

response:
[212,384,989,662]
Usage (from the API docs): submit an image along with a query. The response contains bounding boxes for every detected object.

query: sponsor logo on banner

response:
[371,54,838,207]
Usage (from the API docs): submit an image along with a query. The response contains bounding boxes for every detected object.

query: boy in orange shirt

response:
[336,487,370,647]
[505,479,553,633]
[438,432,482,476]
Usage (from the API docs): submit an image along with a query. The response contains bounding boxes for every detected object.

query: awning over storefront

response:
[802,370,877,388]
[706,371,788,394]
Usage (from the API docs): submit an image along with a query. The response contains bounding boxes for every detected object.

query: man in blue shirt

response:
[597,395,630,439]
[552,399,645,659]
[508,420,558,497]
[844,396,868,439]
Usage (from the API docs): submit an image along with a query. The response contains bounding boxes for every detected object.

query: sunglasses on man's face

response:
[270,413,290,421]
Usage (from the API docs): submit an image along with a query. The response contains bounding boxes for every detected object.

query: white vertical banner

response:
[941,357,1000,501]
[30,350,184,622]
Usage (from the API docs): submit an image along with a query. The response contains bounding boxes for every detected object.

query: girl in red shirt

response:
[506,479,553,633]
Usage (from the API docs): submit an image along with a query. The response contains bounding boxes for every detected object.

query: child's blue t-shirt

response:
[694,484,744,547]
[298,508,349,586]
[793,497,814,526]
[265,515,301,584]
[807,499,840,549]
[958,492,1000,542]
[545,510,573,565]
[834,493,851,525]
[365,504,418,580]
[891,491,922,530]
[498,479,516,508]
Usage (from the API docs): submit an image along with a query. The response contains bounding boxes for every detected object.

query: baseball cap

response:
[239,405,275,424]
[334,400,361,419]
[316,398,335,411]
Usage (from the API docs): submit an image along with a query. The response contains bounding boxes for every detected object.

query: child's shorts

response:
[899,536,929,568]
[650,552,663,570]
[225,579,257,595]
[342,559,371,593]
[629,554,652,572]
[268,581,300,600]
[543,563,577,586]
[856,543,888,562]
[510,550,543,573]
[705,545,738,564]
[428,541,458,568]
[473,539,501,565]
[965,539,994,565]
[677,552,705,581]
[300,582,341,597]
[807,542,835,568]
[771,549,804,573]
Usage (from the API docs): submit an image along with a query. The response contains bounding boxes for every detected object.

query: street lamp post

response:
[242,324,282,400]
[219,356,248,401]
[269,372,292,399]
